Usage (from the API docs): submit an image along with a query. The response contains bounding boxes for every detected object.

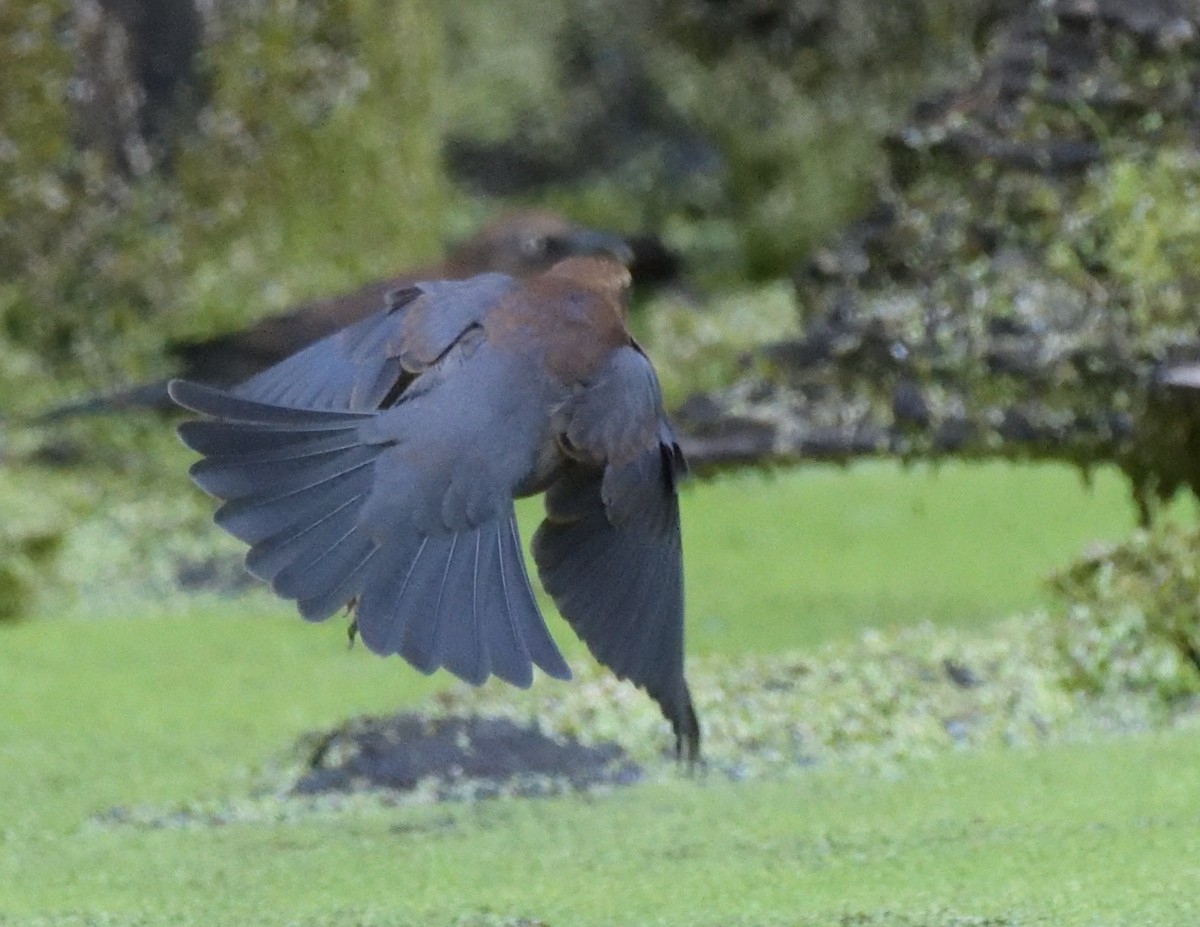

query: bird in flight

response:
[170,255,699,761]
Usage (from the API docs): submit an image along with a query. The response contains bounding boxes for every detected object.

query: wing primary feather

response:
[506,517,571,680]
[190,444,378,498]
[245,490,365,582]
[351,534,428,656]
[467,529,488,685]
[432,530,491,686]
[170,380,371,427]
[207,451,373,511]
[273,525,374,605]
[491,523,535,687]
[415,533,460,676]
[178,420,362,458]
[534,465,693,755]
[386,537,430,657]
[214,463,374,544]
[297,544,379,622]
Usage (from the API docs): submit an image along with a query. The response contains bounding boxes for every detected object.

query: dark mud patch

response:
[293,713,641,801]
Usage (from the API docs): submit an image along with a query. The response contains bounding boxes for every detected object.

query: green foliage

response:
[0,0,447,411]
[1051,520,1200,700]
[634,281,798,406]
[755,5,1200,503]
[651,0,991,279]
[647,45,883,280]
[1067,147,1200,335]
[440,0,987,285]
[0,0,182,393]
[0,2,72,168]
[0,462,80,621]
[0,527,62,622]
[175,0,448,335]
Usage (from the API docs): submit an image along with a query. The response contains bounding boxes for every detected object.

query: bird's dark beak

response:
[564,228,636,267]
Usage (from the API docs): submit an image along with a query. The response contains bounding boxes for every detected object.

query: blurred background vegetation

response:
[3,0,1200,707]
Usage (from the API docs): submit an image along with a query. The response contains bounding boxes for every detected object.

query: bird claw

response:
[675,732,703,773]
[672,696,702,770]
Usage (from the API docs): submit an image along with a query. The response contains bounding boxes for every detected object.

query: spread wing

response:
[231,272,518,411]
[169,277,569,688]
[531,346,697,759]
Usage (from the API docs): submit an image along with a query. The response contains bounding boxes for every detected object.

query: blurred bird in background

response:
[40,210,652,419]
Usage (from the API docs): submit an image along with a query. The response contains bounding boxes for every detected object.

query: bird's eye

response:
[520,234,549,258]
